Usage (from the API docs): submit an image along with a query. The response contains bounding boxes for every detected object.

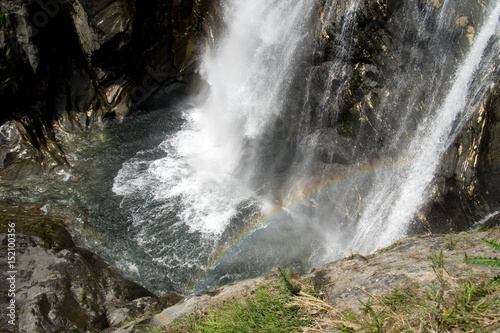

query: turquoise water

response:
[0,97,317,296]
[3,0,499,298]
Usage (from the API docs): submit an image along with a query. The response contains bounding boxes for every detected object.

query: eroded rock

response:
[117,227,500,332]
[0,202,181,332]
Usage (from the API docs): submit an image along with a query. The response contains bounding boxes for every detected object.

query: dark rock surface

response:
[0,202,182,332]
[267,0,500,234]
[0,0,215,176]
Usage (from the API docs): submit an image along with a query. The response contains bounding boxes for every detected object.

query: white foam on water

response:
[112,0,315,256]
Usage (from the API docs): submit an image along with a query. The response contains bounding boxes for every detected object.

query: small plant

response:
[276,267,301,296]
[357,298,388,331]
[430,250,448,289]
[445,238,457,250]
[353,67,361,83]
[162,276,313,333]
[79,291,87,304]
[340,120,353,134]
[0,11,7,29]
[337,111,356,136]
[467,238,500,283]
[146,328,165,333]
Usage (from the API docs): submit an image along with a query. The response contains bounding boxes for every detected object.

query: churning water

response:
[112,0,500,294]
[3,0,499,296]
[111,0,317,293]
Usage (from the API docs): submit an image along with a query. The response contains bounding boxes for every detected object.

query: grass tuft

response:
[303,251,500,332]
[157,244,500,333]
[161,270,316,333]
[467,238,500,284]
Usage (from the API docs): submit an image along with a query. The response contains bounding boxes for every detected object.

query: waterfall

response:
[107,0,500,294]
[350,0,500,253]
[269,0,500,262]
[181,0,315,213]
[111,0,316,293]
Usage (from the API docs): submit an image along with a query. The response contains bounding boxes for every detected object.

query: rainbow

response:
[191,156,414,292]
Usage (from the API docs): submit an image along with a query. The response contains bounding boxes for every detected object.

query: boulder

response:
[0,202,181,332]
[114,227,500,332]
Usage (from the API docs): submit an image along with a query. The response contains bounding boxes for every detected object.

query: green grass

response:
[154,239,500,333]
[339,272,499,332]
[162,280,313,333]
[311,250,500,332]
[197,285,307,332]
[0,11,7,29]
[444,238,457,250]
[353,67,361,83]
[276,267,302,296]
[467,239,500,284]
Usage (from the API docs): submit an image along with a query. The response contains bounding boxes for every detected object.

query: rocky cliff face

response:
[0,202,182,332]
[1,0,499,330]
[269,0,500,234]
[0,0,214,177]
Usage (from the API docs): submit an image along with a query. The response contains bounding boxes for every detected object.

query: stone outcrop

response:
[104,226,500,332]
[304,226,500,313]
[270,0,500,234]
[0,202,182,332]
[0,0,214,177]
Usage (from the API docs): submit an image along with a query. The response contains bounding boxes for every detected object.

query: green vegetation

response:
[444,238,457,250]
[339,120,353,135]
[479,215,500,231]
[276,267,302,296]
[162,271,314,333]
[79,291,87,304]
[467,239,500,284]
[195,285,306,332]
[0,76,18,95]
[336,278,499,332]
[353,67,361,83]
[0,11,6,29]
[0,11,18,97]
[337,111,357,136]
[155,241,500,333]
[0,43,32,99]
[314,250,500,332]
[0,10,11,31]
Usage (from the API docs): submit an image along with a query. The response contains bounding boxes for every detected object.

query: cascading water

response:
[351,1,500,253]
[111,0,316,293]
[4,0,499,297]
[276,0,500,263]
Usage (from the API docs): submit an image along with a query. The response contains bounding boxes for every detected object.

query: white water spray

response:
[350,1,500,253]
[111,0,316,293]
[114,0,315,234]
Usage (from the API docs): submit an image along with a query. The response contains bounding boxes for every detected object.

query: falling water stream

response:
[111,0,317,293]
[351,1,500,252]
[2,0,499,296]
